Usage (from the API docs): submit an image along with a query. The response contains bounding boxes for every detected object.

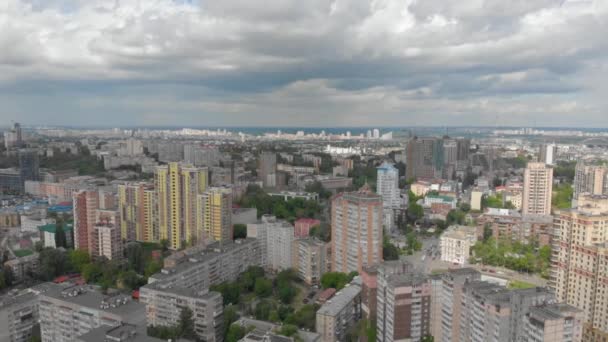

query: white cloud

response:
[0,0,606,126]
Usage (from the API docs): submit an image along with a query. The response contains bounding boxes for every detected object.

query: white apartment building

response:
[440,225,478,265]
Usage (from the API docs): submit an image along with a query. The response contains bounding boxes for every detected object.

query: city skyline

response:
[1,0,607,127]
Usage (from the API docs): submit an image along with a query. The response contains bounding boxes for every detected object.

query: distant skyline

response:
[1,0,607,127]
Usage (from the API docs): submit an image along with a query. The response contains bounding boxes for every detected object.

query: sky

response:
[0,0,607,128]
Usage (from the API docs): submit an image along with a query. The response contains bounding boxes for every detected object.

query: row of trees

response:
[211,267,299,306]
[471,238,552,277]
[36,243,163,291]
[320,271,358,290]
[239,185,322,222]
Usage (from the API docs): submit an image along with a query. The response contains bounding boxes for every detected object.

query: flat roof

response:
[40,283,145,322]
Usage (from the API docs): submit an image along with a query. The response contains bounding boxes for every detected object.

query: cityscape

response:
[1,1,608,342]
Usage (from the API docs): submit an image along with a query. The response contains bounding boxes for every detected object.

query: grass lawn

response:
[508,280,536,289]
[291,282,308,310]
[14,249,34,257]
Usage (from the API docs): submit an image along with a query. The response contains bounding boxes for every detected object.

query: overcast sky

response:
[1,0,607,127]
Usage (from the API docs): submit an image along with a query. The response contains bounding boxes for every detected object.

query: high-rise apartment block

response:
[73,190,100,253]
[438,268,583,342]
[155,162,208,249]
[118,182,157,243]
[199,187,233,243]
[440,268,482,341]
[292,237,331,285]
[406,137,444,180]
[93,223,123,261]
[523,162,553,215]
[259,152,277,188]
[316,277,362,342]
[331,186,383,273]
[538,143,557,165]
[18,149,39,185]
[551,195,608,340]
[377,162,400,209]
[377,272,432,342]
[573,162,608,200]
[247,215,294,271]
[525,304,584,342]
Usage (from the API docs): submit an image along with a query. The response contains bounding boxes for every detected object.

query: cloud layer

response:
[0,0,606,127]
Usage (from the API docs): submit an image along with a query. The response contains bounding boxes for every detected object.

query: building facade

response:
[198,187,233,243]
[292,237,331,285]
[331,187,383,273]
[316,277,362,342]
[155,162,208,249]
[522,162,553,215]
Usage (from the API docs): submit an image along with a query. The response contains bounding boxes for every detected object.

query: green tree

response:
[211,282,241,305]
[178,307,197,340]
[383,238,400,261]
[144,260,162,278]
[125,243,145,273]
[55,224,67,248]
[278,324,298,337]
[254,300,273,320]
[254,278,273,297]
[69,249,91,273]
[321,272,351,290]
[223,305,239,339]
[118,270,142,290]
[37,248,68,281]
[226,324,246,342]
[233,224,247,239]
[82,262,103,283]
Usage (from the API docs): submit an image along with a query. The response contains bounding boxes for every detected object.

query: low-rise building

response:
[440,225,478,265]
[294,218,321,238]
[39,284,146,342]
[4,253,39,284]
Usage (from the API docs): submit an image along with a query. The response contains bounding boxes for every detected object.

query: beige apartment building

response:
[331,186,383,273]
[523,162,553,215]
[551,195,608,340]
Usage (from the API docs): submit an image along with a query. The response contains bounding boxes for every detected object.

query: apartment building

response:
[441,268,482,342]
[148,239,261,290]
[573,162,608,200]
[522,162,553,215]
[292,237,331,285]
[140,285,223,342]
[198,187,233,243]
[155,162,208,249]
[440,225,478,265]
[316,277,363,342]
[39,284,146,342]
[0,291,39,342]
[331,186,383,273]
[247,215,294,271]
[377,272,432,342]
[93,223,123,261]
[117,182,157,242]
[551,195,608,340]
[525,304,584,342]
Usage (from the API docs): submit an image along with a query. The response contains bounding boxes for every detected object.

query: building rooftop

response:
[150,238,258,282]
[76,323,168,342]
[441,225,477,240]
[40,283,145,321]
[528,303,582,322]
[38,223,73,233]
[317,277,362,317]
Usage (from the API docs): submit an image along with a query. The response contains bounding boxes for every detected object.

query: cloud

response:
[0,0,606,127]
